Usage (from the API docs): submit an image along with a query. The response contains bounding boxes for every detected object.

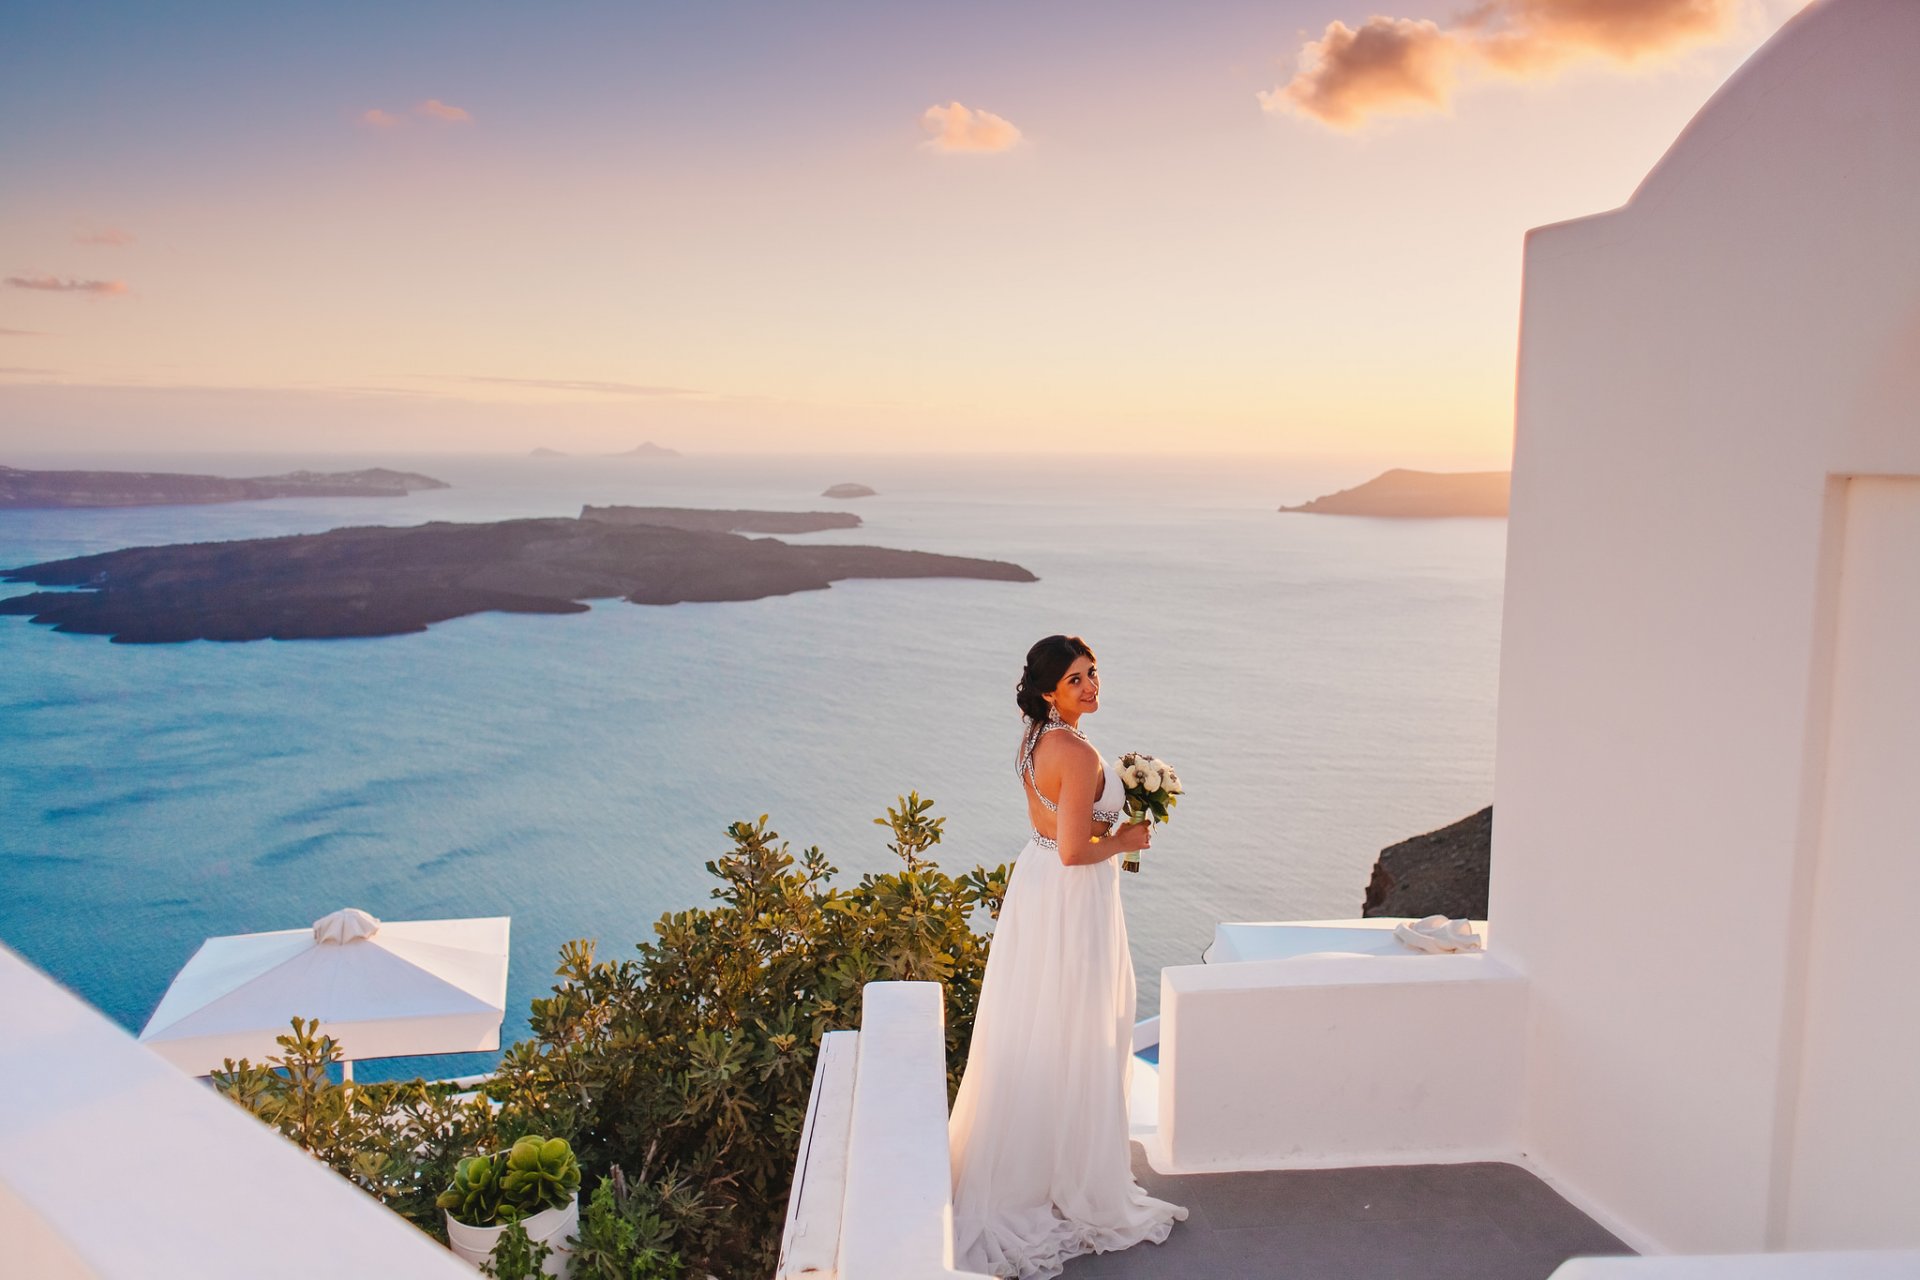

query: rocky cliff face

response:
[1362,806,1491,919]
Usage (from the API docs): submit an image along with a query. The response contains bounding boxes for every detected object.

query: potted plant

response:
[438,1135,583,1277]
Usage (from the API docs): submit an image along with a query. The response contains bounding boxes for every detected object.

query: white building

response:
[5,0,1917,1276]
[789,0,1920,1273]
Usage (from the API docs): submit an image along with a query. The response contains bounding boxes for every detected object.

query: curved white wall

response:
[1492,0,1920,1253]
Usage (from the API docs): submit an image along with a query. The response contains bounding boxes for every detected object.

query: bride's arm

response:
[1044,738,1150,867]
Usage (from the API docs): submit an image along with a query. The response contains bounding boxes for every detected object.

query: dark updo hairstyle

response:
[1016,634,1096,725]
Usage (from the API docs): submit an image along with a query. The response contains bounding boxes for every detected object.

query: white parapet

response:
[778,1030,858,1278]
[1155,944,1527,1173]
[776,981,990,1280]
[0,944,476,1280]
[1550,1251,1920,1278]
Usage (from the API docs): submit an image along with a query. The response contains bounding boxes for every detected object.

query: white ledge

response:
[0,945,475,1280]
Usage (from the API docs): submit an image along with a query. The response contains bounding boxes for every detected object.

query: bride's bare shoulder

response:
[1033,729,1097,766]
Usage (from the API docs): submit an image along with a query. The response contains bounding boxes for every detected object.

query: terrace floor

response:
[1060,1146,1634,1280]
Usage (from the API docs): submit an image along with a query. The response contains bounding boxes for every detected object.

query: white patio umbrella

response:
[138,908,511,1079]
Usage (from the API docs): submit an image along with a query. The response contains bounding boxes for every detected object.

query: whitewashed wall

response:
[1493,0,1920,1253]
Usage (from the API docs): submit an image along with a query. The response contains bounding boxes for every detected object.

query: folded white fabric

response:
[1392,915,1484,953]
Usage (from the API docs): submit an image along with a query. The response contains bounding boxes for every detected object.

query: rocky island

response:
[822,483,876,499]
[0,513,1035,643]
[528,447,567,457]
[582,506,861,534]
[1281,469,1509,518]
[1362,806,1491,919]
[0,464,449,510]
[612,442,680,458]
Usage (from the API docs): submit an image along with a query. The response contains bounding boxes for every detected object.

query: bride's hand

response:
[1106,821,1152,855]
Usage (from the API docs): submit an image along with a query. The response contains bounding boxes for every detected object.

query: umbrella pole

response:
[342,1059,354,1085]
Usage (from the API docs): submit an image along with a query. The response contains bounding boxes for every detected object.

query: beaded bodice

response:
[1018,719,1124,851]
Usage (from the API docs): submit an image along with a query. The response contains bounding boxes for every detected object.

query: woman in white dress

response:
[948,635,1188,1280]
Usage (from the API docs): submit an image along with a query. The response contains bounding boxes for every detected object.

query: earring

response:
[1046,704,1061,723]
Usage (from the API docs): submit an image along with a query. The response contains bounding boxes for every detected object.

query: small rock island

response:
[612,442,680,458]
[0,464,449,511]
[1281,469,1509,518]
[528,447,567,457]
[822,483,877,499]
[0,512,1035,643]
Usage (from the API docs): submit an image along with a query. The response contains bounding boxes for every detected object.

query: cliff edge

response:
[1362,806,1491,919]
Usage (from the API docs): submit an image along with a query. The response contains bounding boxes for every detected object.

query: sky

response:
[0,0,1808,462]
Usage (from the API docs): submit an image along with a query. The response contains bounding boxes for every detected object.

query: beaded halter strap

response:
[1019,717,1123,850]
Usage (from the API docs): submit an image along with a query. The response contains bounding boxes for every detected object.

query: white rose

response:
[1141,766,1163,792]
[1120,763,1143,788]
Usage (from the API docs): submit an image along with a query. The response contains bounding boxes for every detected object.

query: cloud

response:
[1264,0,1741,129]
[74,226,135,247]
[425,375,708,398]
[0,327,46,337]
[1261,17,1462,128]
[5,275,128,295]
[360,108,401,129]
[920,101,1023,152]
[417,99,472,123]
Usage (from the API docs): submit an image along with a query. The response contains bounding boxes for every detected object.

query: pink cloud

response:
[417,99,472,123]
[1264,0,1741,130]
[74,226,136,247]
[360,108,401,129]
[0,327,47,337]
[920,101,1023,153]
[5,276,128,296]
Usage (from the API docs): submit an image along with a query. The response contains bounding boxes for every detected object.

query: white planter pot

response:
[446,1195,578,1277]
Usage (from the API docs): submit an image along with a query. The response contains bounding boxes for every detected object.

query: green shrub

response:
[215,793,1005,1280]
[482,1220,553,1280]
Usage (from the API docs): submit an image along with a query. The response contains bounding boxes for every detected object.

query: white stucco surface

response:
[1153,952,1525,1173]
[1208,917,1489,962]
[1493,0,1920,1253]
[778,1029,858,1278]
[1782,477,1920,1247]
[0,945,475,1280]
[832,982,989,1280]
[1550,1252,1920,1279]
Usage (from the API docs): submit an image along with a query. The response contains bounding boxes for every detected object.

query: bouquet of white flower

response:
[1114,752,1183,873]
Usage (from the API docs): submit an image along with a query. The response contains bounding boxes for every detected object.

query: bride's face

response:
[1047,655,1100,718]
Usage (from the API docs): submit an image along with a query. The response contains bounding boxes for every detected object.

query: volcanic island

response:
[0,506,1034,644]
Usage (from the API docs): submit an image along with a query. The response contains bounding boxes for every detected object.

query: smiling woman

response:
[945,634,1184,1280]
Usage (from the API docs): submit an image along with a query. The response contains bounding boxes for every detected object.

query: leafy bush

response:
[215,793,1006,1280]
[481,1219,553,1280]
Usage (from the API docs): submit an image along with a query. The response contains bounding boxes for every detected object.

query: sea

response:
[0,451,1505,1081]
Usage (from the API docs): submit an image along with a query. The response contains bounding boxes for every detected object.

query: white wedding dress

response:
[948,720,1187,1280]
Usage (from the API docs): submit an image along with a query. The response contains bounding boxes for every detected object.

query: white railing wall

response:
[776,981,989,1280]
[1154,947,1528,1174]
[0,945,476,1280]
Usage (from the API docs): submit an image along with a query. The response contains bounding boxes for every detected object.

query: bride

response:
[948,634,1188,1279]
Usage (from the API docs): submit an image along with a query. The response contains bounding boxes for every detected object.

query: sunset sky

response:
[1,0,1805,461]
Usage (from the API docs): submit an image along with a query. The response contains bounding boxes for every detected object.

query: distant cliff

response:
[1362,807,1491,919]
[1281,469,1509,518]
[0,465,449,510]
[0,515,1035,643]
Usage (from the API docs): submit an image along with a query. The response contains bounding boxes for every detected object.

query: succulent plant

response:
[500,1135,581,1216]
[437,1152,508,1227]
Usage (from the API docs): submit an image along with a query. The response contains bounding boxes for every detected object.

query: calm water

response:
[0,452,1505,1080]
